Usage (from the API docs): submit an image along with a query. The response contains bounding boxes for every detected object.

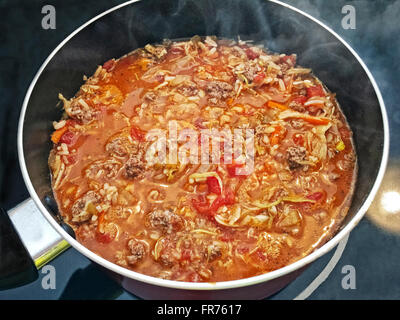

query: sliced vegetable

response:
[51,126,68,144]
[283,196,316,203]
[246,195,315,210]
[279,110,330,125]
[336,140,345,151]
[269,125,285,146]
[265,100,288,110]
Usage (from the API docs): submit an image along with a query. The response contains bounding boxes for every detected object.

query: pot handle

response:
[0,199,70,290]
[0,206,38,289]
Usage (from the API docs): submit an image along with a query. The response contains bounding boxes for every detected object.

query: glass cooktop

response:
[0,0,399,300]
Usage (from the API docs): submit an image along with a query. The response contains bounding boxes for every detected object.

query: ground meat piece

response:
[144,44,167,60]
[287,146,307,170]
[177,83,199,97]
[126,239,146,266]
[124,151,145,179]
[206,243,222,262]
[159,253,175,267]
[148,209,183,234]
[66,99,99,123]
[242,62,260,82]
[85,159,121,179]
[106,137,129,157]
[205,81,233,104]
[71,190,101,223]
[289,100,306,113]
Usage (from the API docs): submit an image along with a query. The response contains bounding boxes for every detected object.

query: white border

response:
[17,0,389,291]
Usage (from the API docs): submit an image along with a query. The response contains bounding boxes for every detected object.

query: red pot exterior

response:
[105,266,307,300]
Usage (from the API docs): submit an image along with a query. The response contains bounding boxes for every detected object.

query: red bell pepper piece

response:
[245,48,259,60]
[206,176,221,195]
[130,126,146,141]
[306,85,325,98]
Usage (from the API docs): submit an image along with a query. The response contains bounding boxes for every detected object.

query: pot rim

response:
[17,0,389,291]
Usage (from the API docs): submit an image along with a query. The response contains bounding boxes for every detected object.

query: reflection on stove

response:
[367,160,400,234]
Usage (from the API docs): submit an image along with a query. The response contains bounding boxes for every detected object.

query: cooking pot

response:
[0,0,389,299]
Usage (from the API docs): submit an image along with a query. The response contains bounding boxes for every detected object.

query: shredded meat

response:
[205,81,233,104]
[148,209,183,234]
[287,146,307,170]
[126,239,146,266]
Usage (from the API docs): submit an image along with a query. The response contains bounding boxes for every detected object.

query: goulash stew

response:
[49,37,356,282]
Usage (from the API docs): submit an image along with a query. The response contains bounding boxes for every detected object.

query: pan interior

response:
[21,0,385,278]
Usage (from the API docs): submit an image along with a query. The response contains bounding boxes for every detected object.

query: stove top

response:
[0,0,399,300]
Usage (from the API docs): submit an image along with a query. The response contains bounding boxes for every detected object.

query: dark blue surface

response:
[0,0,399,299]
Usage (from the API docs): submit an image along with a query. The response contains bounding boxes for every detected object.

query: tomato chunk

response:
[206,176,221,195]
[307,192,325,201]
[253,72,266,84]
[102,59,116,72]
[59,130,76,145]
[130,126,146,141]
[226,162,249,177]
[292,95,307,105]
[223,187,235,205]
[192,186,236,218]
[245,48,259,60]
[306,85,325,98]
[95,232,113,244]
[293,134,304,146]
